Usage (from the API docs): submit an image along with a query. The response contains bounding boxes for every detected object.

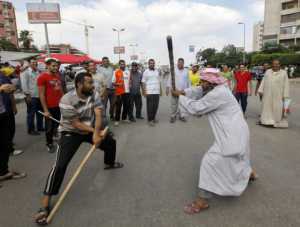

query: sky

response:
[10,0,265,64]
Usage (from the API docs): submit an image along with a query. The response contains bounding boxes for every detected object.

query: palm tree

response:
[19,30,33,50]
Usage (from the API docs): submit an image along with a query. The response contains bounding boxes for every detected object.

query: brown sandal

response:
[184,200,209,215]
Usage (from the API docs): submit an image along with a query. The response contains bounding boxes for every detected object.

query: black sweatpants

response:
[115,94,130,121]
[45,107,61,145]
[44,131,116,196]
[7,111,15,153]
[146,94,160,122]
[129,93,142,119]
[235,92,248,113]
[0,112,10,176]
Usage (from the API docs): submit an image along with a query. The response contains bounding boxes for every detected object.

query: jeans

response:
[129,93,142,119]
[115,94,130,121]
[235,92,248,113]
[26,97,44,132]
[45,107,60,145]
[104,89,116,119]
[146,94,160,122]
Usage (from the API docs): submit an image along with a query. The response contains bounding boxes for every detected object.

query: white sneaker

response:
[12,149,24,156]
[114,121,119,126]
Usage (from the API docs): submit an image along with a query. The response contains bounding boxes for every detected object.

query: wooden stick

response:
[167,35,176,90]
[46,127,109,224]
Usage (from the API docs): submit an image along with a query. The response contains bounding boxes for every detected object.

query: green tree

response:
[19,30,33,50]
[0,39,18,51]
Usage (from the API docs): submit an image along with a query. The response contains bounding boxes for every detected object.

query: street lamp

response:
[112,28,125,61]
[238,22,246,64]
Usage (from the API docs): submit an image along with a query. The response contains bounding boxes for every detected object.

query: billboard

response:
[130,55,138,60]
[114,46,125,54]
[26,3,61,24]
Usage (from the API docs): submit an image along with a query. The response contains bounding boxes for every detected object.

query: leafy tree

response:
[0,39,18,51]
[19,30,33,49]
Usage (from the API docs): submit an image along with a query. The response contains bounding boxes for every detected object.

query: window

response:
[0,23,4,28]
[280,26,297,34]
[10,31,15,36]
[281,13,300,23]
[282,0,298,10]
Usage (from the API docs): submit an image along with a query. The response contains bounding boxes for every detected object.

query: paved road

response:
[1,83,300,227]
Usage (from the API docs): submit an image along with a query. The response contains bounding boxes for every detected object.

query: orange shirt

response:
[113,69,125,96]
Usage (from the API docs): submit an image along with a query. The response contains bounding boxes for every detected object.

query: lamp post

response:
[238,22,246,64]
[112,28,125,61]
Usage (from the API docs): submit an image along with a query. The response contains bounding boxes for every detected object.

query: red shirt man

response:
[37,58,64,152]
[234,65,252,114]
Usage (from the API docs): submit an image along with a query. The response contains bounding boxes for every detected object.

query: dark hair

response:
[148,59,155,63]
[45,59,58,65]
[75,72,92,88]
[131,62,138,66]
[102,56,109,61]
[178,58,184,62]
[119,59,125,65]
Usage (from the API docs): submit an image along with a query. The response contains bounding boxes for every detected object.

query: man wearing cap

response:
[128,62,143,121]
[38,58,64,153]
[172,68,256,214]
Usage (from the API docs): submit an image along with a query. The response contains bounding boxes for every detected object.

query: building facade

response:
[264,0,300,47]
[0,1,18,47]
[253,21,264,51]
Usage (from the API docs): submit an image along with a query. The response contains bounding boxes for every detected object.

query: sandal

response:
[184,201,209,215]
[249,171,259,182]
[34,207,50,226]
[0,171,26,181]
[104,162,124,170]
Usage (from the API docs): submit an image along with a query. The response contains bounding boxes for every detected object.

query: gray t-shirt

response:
[59,90,106,134]
[130,71,142,95]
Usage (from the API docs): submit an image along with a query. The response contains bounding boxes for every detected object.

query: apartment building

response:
[0,1,18,47]
[253,21,264,51]
[264,0,300,46]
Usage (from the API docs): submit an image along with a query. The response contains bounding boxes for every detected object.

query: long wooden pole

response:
[46,127,109,224]
[167,36,176,90]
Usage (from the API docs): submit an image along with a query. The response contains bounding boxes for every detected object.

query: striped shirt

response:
[59,90,105,134]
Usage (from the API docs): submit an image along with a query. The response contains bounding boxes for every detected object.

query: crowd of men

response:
[0,55,291,222]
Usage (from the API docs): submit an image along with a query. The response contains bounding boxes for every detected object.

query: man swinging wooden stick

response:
[35,72,123,225]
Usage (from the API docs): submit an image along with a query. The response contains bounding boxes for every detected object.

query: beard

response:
[82,89,93,97]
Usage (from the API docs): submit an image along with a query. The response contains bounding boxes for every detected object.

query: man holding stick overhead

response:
[35,72,123,225]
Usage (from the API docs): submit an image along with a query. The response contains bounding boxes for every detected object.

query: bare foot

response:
[184,198,209,215]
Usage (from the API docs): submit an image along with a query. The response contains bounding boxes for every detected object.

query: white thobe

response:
[258,69,290,128]
[179,85,252,196]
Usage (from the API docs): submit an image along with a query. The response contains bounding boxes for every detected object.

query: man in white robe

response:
[258,60,290,128]
[172,68,256,214]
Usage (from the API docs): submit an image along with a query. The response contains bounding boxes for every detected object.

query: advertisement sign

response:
[130,55,138,60]
[27,3,61,24]
[114,46,125,54]
[189,45,195,53]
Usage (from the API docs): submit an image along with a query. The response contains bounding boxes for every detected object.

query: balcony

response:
[279,33,300,40]
[281,8,300,15]
[281,0,298,3]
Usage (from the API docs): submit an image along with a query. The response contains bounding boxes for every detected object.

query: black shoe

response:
[136,116,144,120]
[129,118,136,122]
[38,128,45,132]
[170,117,176,123]
[28,130,40,136]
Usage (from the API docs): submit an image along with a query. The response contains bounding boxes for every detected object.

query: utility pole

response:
[112,28,125,61]
[238,22,246,64]
[41,0,50,56]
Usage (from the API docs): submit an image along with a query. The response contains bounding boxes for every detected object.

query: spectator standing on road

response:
[129,62,143,122]
[189,63,201,87]
[21,58,44,135]
[142,59,162,126]
[0,81,26,185]
[255,63,270,101]
[38,58,64,153]
[0,72,23,156]
[88,62,106,101]
[234,64,252,116]
[166,58,190,123]
[221,64,234,90]
[98,57,115,120]
[258,60,290,128]
[112,60,130,126]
